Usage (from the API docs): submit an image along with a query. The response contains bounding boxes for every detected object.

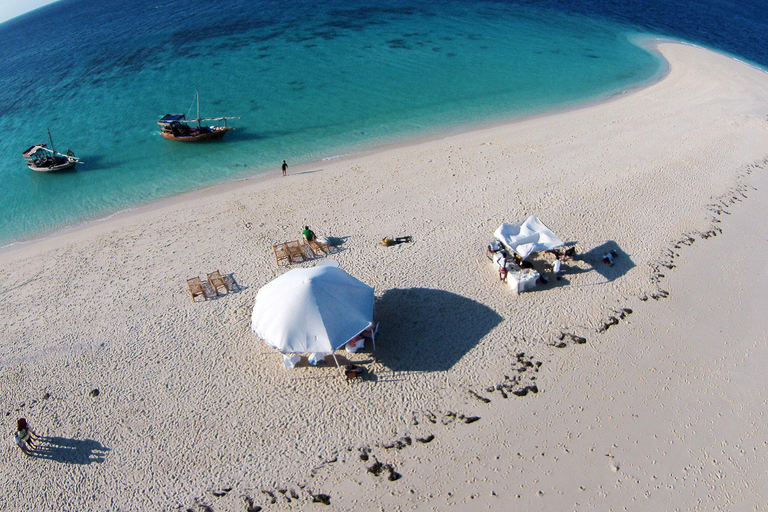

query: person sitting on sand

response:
[15,418,38,453]
[380,236,412,247]
[302,226,316,242]
[344,364,365,380]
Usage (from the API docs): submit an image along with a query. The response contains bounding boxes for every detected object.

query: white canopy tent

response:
[251,266,375,369]
[494,215,564,260]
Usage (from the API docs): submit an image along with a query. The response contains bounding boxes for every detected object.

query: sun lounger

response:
[208,270,229,295]
[273,242,291,265]
[187,277,206,301]
[286,240,307,263]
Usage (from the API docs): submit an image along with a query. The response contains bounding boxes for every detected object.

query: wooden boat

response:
[22,130,82,172]
[158,91,240,141]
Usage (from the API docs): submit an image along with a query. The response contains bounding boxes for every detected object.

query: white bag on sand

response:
[308,353,326,366]
[283,353,301,369]
[346,338,364,353]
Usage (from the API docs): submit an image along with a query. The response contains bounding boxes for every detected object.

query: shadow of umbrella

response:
[577,241,635,282]
[30,436,110,464]
[375,288,503,372]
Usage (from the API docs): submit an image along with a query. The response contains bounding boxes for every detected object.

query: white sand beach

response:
[2,41,768,511]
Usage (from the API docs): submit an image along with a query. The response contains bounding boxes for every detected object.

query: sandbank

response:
[1,41,767,511]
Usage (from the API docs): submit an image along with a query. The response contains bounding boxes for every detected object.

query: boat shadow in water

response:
[26,155,106,174]
[225,128,296,142]
[66,154,105,171]
[29,436,110,464]
[54,154,105,172]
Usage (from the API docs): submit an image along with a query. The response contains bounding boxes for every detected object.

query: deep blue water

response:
[0,0,765,245]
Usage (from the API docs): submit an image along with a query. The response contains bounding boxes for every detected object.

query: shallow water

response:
[4,0,752,246]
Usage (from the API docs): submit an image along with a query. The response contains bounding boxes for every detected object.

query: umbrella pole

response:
[331,353,344,377]
[371,332,376,359]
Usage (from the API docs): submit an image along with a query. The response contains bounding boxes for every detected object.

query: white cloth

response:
[552,259,562,274]
[507,268,539,293]
[308,353,326,366]
[494,216,564,260]
[346,338,364,353]
[283,353,301,368]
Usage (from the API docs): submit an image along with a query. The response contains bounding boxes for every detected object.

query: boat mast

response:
[196,90,201,129]
[47,128,55,161]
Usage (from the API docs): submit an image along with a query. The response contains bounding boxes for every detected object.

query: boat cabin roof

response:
[159,114,186,124]
[22,144,51,157]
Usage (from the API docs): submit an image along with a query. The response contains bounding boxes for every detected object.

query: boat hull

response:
[160,126,233,142]
[26,156,78,172]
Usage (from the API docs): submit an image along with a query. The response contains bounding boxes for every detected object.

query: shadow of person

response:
[324,235,349,247]
[577,241,635,282]
[374,288,503,372]
[30,436,110,464]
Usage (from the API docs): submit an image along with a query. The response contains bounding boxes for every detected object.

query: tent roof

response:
[251,266,374,353]
[494,215,563,259]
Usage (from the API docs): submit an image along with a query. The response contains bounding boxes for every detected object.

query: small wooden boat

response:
[22,130,82,172]
[158,91,240,142]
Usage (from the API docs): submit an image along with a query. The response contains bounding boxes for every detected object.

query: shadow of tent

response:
[578,241,635,282]
[375,288,503,372]
[30,437,110,464]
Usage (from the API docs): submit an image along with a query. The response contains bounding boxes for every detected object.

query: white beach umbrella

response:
[251,266,374,354]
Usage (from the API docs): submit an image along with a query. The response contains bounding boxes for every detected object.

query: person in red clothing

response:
[14,418,39,454]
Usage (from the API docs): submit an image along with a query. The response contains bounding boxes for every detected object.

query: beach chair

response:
[208,270,229,295]
[286,240,307,263]
[307,238,331,256]
[187,277,206,301]
[273,242,291,265]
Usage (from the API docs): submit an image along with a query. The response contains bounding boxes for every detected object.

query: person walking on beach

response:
[282,160,288,177]
[14,418,39,454]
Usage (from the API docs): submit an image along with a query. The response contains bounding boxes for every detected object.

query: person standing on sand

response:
[551,253,562,280]
[282,160,288,176]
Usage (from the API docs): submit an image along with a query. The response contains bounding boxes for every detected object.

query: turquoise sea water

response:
[0,0,667,245]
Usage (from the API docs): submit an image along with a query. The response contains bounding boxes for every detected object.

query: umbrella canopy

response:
[494,215,563,260]
[251,266,374,353]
